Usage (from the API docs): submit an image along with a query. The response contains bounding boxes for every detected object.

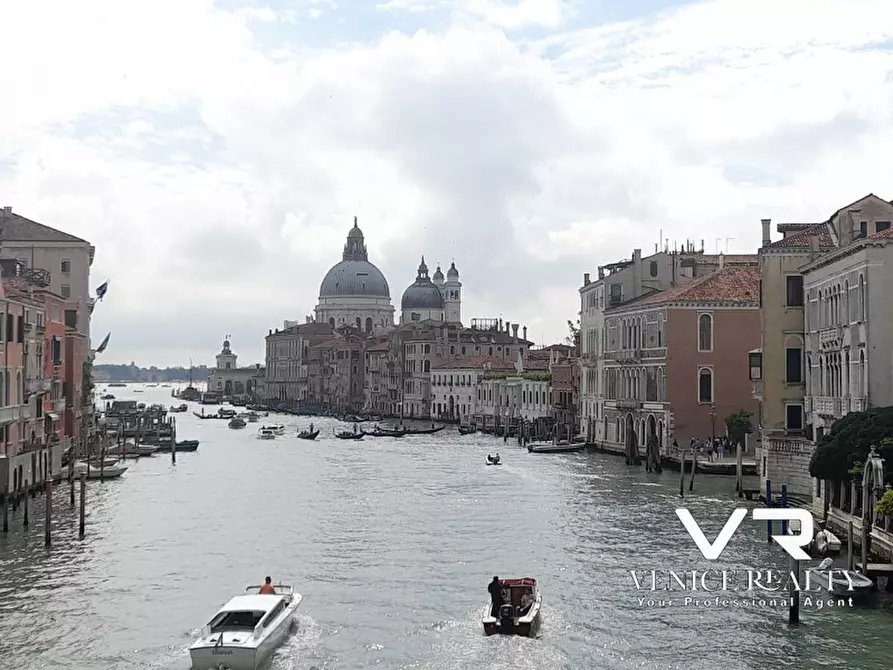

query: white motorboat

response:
[218,408,237,418]
[809,558,875,599]
[526,441,585,454]
[257,428,276,440]
[189,584,302,670]
[482,577,542,637]
[246,412,259,423]
[265,424,285,436]
[813,527,842,557]
[73,461,128,479]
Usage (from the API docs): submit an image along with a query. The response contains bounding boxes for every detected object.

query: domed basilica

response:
[314,218,463,333]
[315,218,395,335]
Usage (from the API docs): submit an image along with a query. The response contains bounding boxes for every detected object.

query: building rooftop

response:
[763,223,835,250]
[608,263,760,310]
[870,227,893,240]
[0,207,89,244]
[433,355,517,371]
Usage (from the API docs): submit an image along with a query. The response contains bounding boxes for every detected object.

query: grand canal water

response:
[1,384,891,670]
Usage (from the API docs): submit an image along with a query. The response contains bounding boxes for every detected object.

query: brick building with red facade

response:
[600,259,761,454]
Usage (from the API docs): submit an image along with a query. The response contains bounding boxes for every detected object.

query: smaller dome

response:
[447,261,459,279]
[432,264,444,283]
[401,256,445,310]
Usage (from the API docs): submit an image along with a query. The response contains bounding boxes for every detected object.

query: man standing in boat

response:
[259,577,276,594]
[488,576,504,617]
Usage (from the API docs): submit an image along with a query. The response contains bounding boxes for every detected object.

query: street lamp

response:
[710,403,717,449]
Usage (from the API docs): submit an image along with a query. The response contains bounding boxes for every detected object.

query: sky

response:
[1,0,892,368]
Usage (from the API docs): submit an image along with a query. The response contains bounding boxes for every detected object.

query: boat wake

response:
[407,605,571,670]
[269,613,324,669]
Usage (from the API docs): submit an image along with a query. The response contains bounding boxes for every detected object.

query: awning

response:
[47,412,59,421]
[748,348,762,354]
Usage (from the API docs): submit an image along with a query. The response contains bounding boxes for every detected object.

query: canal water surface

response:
[1,385,891,669]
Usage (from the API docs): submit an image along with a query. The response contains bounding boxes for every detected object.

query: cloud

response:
[3,0,893,367]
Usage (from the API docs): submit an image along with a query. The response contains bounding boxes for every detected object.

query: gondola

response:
[369,428,406,437]
[193,411,219,420]
[458,425,477,435]
[334,429,365,440]
[297,429,320,440]
[403,425,446,435]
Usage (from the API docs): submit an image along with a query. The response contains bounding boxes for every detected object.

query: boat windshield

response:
[209,610,265,633]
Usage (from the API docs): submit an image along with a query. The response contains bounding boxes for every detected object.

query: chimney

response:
[506,321,511,334]
[809,235,820,258]
[512,323,519,341]
[761,218,771,246]
[598,267,605,280]
[499,318,503,331]
[583,272,590,285]
[719,253,725,269]
[632,248,641,262]
[268,329,272,336]
[522,325,527,342]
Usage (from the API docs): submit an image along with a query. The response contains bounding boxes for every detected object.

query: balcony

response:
[26,377,52,394]
[849,396,867,412]
[0,404,32,424]
[819,326,842,348]
[605,349,640,362]
[813,396,843,417]
[640,347,667,360]
[616,398,640,411]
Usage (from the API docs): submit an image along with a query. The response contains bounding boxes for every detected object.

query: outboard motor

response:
[498,603,515,630]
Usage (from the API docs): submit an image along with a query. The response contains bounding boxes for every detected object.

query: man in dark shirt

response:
[488,576,503,617]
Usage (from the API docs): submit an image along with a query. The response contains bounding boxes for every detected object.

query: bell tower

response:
[216,335,238,370]
[444,261,462,324]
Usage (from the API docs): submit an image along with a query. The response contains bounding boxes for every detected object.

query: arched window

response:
[698,367,713,403]
[698,313,713,352]
[649,261,658,277]
[355,317,361,330]
[423,360,430,373]
[858,275,865,321]
[328,317,335,328]
[365,317,372,333]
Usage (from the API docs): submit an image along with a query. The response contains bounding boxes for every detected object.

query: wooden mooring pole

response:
[735,442,743,497]
[847,520,854,571]
[765,479,773,541]
[171,418,177,465]
[679,451,686,497]
[23,485,29,528]
[2,494,8,533]
[788,553,800,625]
[69,458,75,506]
[78,472,86,538]
[688,448,696,491]
[44,475,53,546]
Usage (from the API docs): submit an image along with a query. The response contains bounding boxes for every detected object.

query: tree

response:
[724,409,753,446]
[809,407,893,483]
[565,317,580,346]
[82,360,94,406]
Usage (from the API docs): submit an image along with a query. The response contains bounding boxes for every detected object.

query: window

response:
[859,221,868,238]
[61,284,71,298]
[64,309,77,329]
[785,347,802,383]
[649,261,658,277]
[609,283,622,304]
[785,275,804,307]
[785,404,803,431]
[697,313,713,352]
[698,367,713,403]
[876,221,891,233]
[61,259,71,274]
[748,351,762,380]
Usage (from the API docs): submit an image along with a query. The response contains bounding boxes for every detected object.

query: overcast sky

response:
[1,0,891,368]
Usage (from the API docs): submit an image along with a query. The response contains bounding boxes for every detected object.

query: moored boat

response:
[527,441,585,454]
[229,417,247,429]
[403,424,446,435]
[812,526,842,557]
[369,426,405,437]
[73,461,128,479]
[189,584,302,670]
[458,425,477,435]
[108,443,158,457]
[153,439,200,452]
[482,577,541,637]
[809,558,875,599]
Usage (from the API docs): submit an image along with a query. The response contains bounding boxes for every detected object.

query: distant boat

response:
[297,428,319,440]
[229,417,247,429]
[527,441,585,454]
[257,428,276,440]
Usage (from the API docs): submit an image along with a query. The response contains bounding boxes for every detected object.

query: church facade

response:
[208,337,264,399]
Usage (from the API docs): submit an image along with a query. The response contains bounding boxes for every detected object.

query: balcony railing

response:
[0,404,32,423]
[819,326,842,348]
[813,396,843,417]
[849,396,867,412]
[616,398,640,411]
[26,377,52,394]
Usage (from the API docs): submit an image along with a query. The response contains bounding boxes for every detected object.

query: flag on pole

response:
[95,332,111,354]
[95,280,110,301]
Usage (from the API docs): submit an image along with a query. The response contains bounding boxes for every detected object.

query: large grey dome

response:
[318,217,391,298]
[401,257,444,309]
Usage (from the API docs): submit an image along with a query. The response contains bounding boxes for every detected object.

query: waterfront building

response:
[430,356,514,421]
[750,194,893,496]
[0,206,94,343]
[476,354,552,431]
[388,318,532,419]
[602,260,760,454]
[264,321,334,407]
[307,326,367,411]
[364,337,391,414]
[542,344,578,431]
[578,245,741,445]
[314,218,395,335]
[400,257,462,325]
[207,337,264,399]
